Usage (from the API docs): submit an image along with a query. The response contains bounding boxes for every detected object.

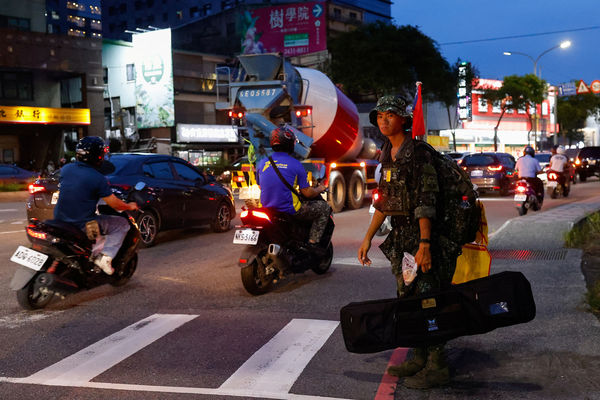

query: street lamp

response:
[503,40,571,78]
[502,40,571,149]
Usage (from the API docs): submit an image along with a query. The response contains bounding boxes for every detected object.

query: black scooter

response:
[233,199,334,295]
[9,182,147,310]
[514,179,542,216]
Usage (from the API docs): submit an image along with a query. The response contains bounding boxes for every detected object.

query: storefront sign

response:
[241,1,326,57]
[176,124,238,143]
[0,105,90,124]
[133,29,175,129]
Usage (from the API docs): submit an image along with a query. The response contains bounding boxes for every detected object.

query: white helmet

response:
[557,146,565,155]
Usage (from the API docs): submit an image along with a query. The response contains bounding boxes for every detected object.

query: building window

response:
[67,15,86,28]
[126,64,135,81]
[491,100,501,113]
[67,2,85,11]
[190,6,200,17]
[91,19,101,30]
[103,67,108,84]
[3,149,14,164]
[68,28,85,37]
[162,12,168,21]
[51,11,59,20]
[176,10,183,20]
[0,15,31,31]
[90,5,101,15]
[109,6,117,16]
[203,4,212,15]
[0,72,33,100]
[477,97,487,113]
[349,12,357,20]
[119,3,127,13]
[333,8,341,19]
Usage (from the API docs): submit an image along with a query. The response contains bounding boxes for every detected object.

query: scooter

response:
[9,182,147,310]
[514,179,542,216]
[546,170,569,199]
[234,199,334,295]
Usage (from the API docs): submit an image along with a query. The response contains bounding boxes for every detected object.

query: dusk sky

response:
[391,0,599,87]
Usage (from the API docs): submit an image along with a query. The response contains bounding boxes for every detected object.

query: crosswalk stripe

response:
[220,319,339,394]
[16,313,198,385]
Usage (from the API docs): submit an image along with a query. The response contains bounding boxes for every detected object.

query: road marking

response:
[220,318,339,394]
[15,314,198,385]
[375,348,408,400]
[0,209,18,212]
[0,230,24,234]
[2,316,350,400]
[478,197,515,202]
[11,220,25,225]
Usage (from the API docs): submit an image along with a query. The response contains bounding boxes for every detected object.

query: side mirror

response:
[134,182,146,191]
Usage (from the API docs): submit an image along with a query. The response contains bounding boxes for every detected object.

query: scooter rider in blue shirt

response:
[515,145,544,203]
[257,125,331,253]
[54,137,138,275]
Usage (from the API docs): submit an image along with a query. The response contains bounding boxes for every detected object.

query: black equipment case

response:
[340,271,536,354]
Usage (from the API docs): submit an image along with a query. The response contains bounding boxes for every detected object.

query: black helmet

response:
[524,146,535,157]
[270,125,296,153]
[76,136,106,166]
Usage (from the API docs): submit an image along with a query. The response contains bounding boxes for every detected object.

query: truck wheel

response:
[346,170,365,210]
[328,171,346,213]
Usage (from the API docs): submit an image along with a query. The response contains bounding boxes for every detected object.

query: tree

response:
[481,74,546,151]
[327,23,455,104]
[557,93,600,145]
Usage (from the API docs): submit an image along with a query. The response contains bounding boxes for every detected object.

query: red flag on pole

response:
[412,82,425,139]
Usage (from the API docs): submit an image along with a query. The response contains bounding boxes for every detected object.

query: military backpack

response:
[415,141,481,246]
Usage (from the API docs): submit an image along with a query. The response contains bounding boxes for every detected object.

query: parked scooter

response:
[514,179,542,216]
[234,198,334,295]
[9,182,147,310]
[546,170,570,199]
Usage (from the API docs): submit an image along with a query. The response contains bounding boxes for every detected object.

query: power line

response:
[440,25,600,46]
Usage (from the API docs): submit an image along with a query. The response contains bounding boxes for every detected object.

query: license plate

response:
[514,194,527,202]
[547,181,557,188]
[471,170,483,177]
[233,229,259,245]
[51,191,59,205]
[10,246,48,271]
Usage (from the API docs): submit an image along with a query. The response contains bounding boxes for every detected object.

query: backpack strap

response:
[267,156,306,201]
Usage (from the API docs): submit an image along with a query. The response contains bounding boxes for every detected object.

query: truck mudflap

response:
[10,266,37,290]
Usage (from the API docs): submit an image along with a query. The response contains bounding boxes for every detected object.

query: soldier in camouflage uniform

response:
[357,95,461,389]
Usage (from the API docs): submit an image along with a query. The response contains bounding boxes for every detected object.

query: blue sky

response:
[391,0,599,86]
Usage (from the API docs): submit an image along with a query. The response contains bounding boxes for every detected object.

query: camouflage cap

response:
[369,95,411,126]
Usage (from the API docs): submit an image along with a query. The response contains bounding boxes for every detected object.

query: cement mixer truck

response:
[215,53,379,212]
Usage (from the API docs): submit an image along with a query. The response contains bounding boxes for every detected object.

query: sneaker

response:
[94,254,114,275]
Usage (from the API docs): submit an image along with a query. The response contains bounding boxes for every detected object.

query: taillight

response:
[548,172,558,180]
[233,176,245,183]
[373,190,380,202]
[240,210,249,219]
[28,184,46,194]
[251,210,271,222]
[487,165,503,172]
[516,185,527,193]
[27,227,47,240]
[575,158,581,165]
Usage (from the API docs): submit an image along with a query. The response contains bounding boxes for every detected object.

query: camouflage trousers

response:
[294,199,332,243]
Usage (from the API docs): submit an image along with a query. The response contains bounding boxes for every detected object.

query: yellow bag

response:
[452,201,491,285]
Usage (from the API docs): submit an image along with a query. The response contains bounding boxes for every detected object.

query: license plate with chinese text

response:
[471,170,483,177]
[546,181,557,188]
[10,246,48,271]
[514,194,527,202]
[233,229,260,245]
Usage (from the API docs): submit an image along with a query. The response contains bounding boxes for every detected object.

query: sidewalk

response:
[395,196,600,399]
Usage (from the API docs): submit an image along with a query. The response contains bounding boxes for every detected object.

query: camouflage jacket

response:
[376,138,460,281]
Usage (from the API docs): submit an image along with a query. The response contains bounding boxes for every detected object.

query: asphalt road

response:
[0,179,599,400]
